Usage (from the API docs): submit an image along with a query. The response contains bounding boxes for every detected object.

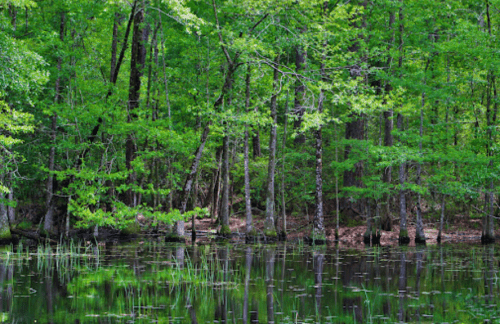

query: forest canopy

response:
[0,0,499,244]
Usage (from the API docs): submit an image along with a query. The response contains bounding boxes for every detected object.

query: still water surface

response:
[0,241,498,323]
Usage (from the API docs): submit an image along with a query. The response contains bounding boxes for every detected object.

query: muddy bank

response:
[186,214,491,246]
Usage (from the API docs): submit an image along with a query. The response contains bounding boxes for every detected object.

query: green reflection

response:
[0,242,497,323]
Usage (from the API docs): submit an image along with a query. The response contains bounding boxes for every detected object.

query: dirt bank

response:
[186,214,488,246]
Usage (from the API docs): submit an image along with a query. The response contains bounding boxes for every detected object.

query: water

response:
[0,241,498,323]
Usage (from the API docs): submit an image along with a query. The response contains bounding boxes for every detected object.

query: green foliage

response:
[1,0,500,236]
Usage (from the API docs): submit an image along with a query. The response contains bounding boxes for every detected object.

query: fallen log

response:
[11,228,58,244]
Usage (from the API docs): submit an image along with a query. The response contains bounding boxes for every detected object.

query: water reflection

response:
[0,243,497,322]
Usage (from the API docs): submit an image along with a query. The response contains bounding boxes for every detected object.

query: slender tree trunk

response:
[397,113,409,244]
[313,20,327,243]
[7,173,14,224]
[382,12,396,232]
[210,148,222,219]
[397,0,409,245]
[293,39,307,145]
[437,194,445,243]
[264,55,280,239]
[110,12,120,81]
[171,123,210,240]
[415,91,426,244]
[44,12,65,233]
[126,4,146,207]
[343,115,365,194]
[9,5,17,31]
[0,166,11,240]
[363,200,372,244]
[76,2,136,170]
[381,107,393,231]
[252,127,261,159]
[220,133,230,236]
[482,6,496,243]
[281,89,289,239]
[244,67,254,238]
[335,124,340,240]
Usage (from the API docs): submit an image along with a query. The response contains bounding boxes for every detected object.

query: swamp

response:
[2,0,500,321]
[0,241,498,323]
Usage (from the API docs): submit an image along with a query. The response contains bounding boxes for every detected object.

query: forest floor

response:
[186,213,487,246]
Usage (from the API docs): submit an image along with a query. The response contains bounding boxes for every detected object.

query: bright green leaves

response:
[0,0,36,8]
[161,0,205,34]
[0,31,48,102]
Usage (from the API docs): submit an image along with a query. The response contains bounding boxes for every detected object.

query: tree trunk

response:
[7,173,14,224]
[252,128,261,159]
[363,200,372,244]
[264,55,280,239]
[397,113,409,244]
[244,67,254,237]
[482,8,496,242]
[437,194,445,243]
[381,108,393,231]
[210,148,222,219]
[415,91,426,244]
[44,12,65,233]
[220,133,230,236]
[126,4,146,207]
[280,89,289,239]
[173,123,211,240]
[343,115,365,189]
[397,1,409,245]
[76,2,136,170]
[293,41,307,145]
[110,12,120,82]
[0,192,11,241]
[313,21,327,243]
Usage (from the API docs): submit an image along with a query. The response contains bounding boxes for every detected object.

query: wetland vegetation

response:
[0,241,497,323]
[2,0,500,320]
[1,0,500,245]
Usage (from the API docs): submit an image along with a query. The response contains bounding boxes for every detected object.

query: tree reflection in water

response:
[0,242,496,322]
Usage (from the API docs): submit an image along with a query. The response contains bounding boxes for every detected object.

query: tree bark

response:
[343,115,365,188]
[415,90,426,244]
[175,123,211,239]
[482,5,496,243]
[7,173,14,224]
[252,127,261,159]
[0,192,11,241]
[397,113,409,244]
[126,4,146,207]
[280,89,289,238]
[44,12,65,233]
[264,55,280,238]
[437,194,445,243]
[220,133,230,236]
[397,0,409,245]
[381,107,393,231]
[110,12,120,82]
[293,40,307,145]
[382,10,395,229]
[313,14,327,243]
[244,67,253,237]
